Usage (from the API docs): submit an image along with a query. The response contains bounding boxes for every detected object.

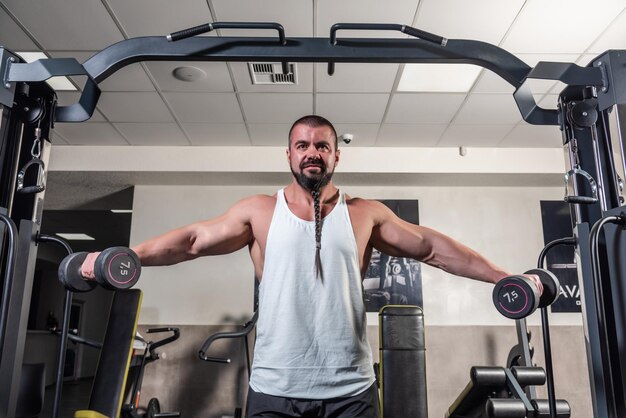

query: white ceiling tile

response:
[2,0,123,50]
[588,8,626,54]
[106,0,214,38]
[472,70,516,94]
[182,123,251,145]
[0,7,38,50]
[248,123,292,146]
[230,62,313,93]
[316,93,388,123]
[385,93,466,124]
[317,0,418,38]
[49,51,155,92]
[165,92,243,123]
[377,124,447,146]
[415,0,525,44]
[316,63,399,93]
[538,95,560,110]
[94,63,156,92]
[577,54,599,67]
[438,124,514,147]
[145,62,233,92]
[98,92,174,122]
[499,124,563,148]
[55,92,106,122]
[114,123,189,146]
[334,124,379,147]
[212,0,313,37]
[453,94,521,125]
[502,0,626,54]
[53,122,128,145]
[240,93,312,123]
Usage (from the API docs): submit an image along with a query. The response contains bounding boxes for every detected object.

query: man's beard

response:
[291,159,334,192]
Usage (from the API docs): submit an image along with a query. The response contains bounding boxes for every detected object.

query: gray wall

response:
[137,324,591,417]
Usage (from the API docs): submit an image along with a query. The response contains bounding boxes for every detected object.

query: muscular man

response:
[81,115,541,418]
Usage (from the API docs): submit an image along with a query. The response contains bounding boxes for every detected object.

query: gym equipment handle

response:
[167,21,286,45]
[199,311,258,362]
[37,234,74,418]
[0,211,18,368]
[16,159,46,194]
[146,327,180,356]
[588,213,626,418]
[328,23,448,76]
[564,168,598,205]
[329,23,446,46]
[537,237,577,418]
[167,22,289,75]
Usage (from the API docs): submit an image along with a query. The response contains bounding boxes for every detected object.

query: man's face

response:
[287,124,340,191]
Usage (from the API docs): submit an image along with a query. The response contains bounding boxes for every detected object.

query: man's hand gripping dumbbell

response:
[58,247,141,292]
[493,269,560,319]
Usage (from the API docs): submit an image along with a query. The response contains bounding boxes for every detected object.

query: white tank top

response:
[249,189,375,399]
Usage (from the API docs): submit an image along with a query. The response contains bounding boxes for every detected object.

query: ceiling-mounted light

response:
[56,233,95,241]
[398,64,481,93]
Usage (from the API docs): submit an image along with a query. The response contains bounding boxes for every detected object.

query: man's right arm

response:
[80,196,258,278]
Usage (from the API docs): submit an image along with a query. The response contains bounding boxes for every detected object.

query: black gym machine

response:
[1,19,626,418]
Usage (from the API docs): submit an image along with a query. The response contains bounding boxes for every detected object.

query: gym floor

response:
[41,379,93,418]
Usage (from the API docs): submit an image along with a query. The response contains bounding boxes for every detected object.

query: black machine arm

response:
[198,311,258,363]
[146,327,180,359]
[49,328,102,349]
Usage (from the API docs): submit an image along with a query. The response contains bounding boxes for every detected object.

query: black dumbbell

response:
[58,252,96,293]
[492,268,560,319]
[58,247,141,292]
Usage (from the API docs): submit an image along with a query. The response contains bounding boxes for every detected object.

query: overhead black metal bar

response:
[0,30,606,123]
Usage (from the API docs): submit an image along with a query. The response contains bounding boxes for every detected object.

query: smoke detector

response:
[248,63,297,85]
[172,66,207,82]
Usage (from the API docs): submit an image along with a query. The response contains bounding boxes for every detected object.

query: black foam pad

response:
[379,305,427,418]
[89,289,142,418]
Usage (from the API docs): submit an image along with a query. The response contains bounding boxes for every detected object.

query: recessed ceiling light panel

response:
[398,64,482,93]
[56,233,95,241]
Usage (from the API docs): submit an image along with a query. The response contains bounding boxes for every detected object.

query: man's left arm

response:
[367,200,527,286]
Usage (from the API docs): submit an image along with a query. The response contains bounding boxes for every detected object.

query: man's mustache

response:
[300,159,326,170]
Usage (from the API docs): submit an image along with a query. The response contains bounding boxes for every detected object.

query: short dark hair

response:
[288,115,338,149]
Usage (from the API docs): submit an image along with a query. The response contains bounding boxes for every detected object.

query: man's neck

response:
[285,181,338,204]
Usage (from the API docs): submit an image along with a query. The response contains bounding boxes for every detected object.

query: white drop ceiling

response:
[1,0,625,149]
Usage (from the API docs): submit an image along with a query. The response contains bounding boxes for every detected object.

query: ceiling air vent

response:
[248,63,297,85]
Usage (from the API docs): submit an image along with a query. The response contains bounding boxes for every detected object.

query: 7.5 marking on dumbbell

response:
[502,290,519,303]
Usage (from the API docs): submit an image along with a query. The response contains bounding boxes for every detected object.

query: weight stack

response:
[379,305,428,418]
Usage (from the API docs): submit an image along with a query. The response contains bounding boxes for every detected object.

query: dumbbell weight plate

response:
[94,247,141,290]
[58,252,98,293]
[492,276,540,319]
[525,268,560,308]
